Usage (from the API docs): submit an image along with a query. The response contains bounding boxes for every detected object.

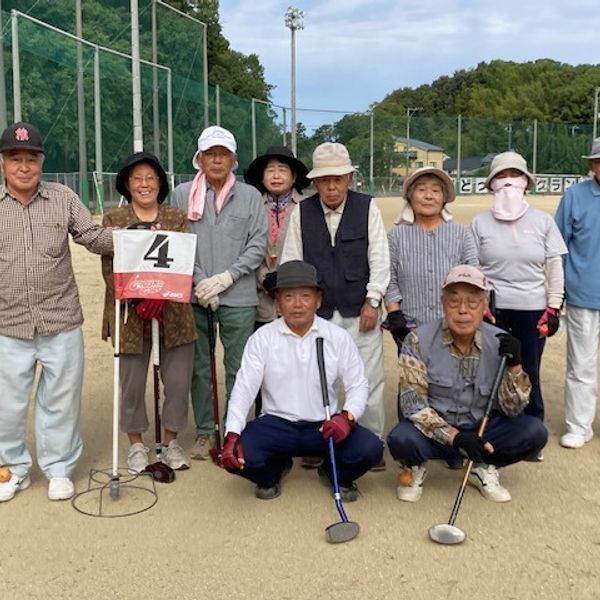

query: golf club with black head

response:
[207,308,223,466]
[316,337,360,544]
[428,354,507,545]
[143,319,176,483]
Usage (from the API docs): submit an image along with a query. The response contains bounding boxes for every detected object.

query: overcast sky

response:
[220,0,600,130]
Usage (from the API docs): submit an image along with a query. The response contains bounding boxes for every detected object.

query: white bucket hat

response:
[485,151,534,190]
[192,126,237,170]
[582,137,600,160]
[402,166,456,203]
[307,142,356,179]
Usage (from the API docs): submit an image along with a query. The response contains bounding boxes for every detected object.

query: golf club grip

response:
[479,355,507,435]
[316,337,330,410]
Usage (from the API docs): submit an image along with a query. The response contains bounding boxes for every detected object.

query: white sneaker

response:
[48,477,75,501]
[0,473,31,502]
[396,464,427,502]
[469,464,511,502]
[161,440,191,470]
[127,443,150,473]
[560,431,593,449]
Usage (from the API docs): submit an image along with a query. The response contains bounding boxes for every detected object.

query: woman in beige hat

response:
[471,151,567,444]
[384,167,478,349]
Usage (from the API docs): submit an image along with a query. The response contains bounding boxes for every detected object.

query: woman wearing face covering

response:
[471,152,567,440]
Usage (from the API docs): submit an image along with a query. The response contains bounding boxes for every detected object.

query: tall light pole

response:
[285,7,304,156]
[405,106,422,177]
[593,87,600,141]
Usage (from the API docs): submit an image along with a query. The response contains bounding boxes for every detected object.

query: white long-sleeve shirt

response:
[279,197,390,303]
[225,315,369,435]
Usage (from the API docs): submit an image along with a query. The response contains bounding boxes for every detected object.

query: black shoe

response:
[301,456,323,469]
[255,483,281,500]
[339,482,359,503]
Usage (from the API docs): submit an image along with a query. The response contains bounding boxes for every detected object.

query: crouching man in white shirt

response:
[221,260,383,501]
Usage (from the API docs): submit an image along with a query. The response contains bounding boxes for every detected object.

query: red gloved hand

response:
[321,411,357,444]
[134,299,165,322]
[221,433,245,470]
[537,307,560,338]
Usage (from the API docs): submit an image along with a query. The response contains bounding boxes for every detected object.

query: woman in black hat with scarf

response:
[244,146,310,414]
[101,152,197,474]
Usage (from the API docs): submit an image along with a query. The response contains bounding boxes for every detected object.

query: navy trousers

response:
[387,412,547,467]
[496,309,546,420]
[227,414,383,488]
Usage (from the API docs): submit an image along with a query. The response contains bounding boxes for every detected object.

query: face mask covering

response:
[490,175,529,221]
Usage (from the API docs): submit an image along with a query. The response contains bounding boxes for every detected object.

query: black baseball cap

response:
[0,122,44,153]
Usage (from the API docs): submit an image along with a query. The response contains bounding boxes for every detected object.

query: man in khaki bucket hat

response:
[281,142,390,471]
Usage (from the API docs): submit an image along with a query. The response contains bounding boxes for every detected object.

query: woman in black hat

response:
[101,152,197,474]
[244,146,310,415]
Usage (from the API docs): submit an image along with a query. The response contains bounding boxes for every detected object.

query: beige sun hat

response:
[402,166,456,203]
[582,137,600,160]
[485,151,534,190]
[307,142,356,179]
[192,126,237,170]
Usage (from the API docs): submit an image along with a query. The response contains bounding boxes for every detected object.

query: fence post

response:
[11,11,21,122]
[456,114,462,195]
[251,98,257,159]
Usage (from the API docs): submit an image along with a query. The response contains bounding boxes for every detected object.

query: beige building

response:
[392,137,446,177]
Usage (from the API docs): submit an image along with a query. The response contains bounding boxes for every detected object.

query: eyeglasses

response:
[129,175,158,185]
[445,296,484,310]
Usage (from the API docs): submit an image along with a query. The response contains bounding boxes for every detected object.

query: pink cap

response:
[442,265,488,291]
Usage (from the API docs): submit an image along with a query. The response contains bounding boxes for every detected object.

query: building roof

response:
[393,136,444,152]
[444,154,496,172]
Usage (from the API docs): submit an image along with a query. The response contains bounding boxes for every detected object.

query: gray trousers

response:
[120,339,194,434]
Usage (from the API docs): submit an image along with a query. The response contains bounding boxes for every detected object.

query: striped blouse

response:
[385,221,478,325]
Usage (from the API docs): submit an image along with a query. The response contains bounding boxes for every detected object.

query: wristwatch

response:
[367,297,381,309]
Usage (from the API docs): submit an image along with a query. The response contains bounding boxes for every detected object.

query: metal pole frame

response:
[369,111,374,193]
[151,0,160,158]
[532,118,538,194]
[593,87,600,142]
[251,98,257,159]
[93,47,104,214]
[282,106,287,147]
[290,27,297,156]
[11,10,21,122]
[0,1,7,132]
[131,0,143,153]
[215,84,220,126]
[75,0,88,206]
[456,114,462,194]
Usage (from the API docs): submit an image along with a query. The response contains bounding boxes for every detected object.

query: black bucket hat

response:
[0,122,44,154]
[116,151,169,204]
[244,145,310,194]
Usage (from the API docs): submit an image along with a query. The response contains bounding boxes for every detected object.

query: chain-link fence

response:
[0,1,597,212]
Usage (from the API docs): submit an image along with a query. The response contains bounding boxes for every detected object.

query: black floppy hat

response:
[244,145,310,194]
[116,151,169,204]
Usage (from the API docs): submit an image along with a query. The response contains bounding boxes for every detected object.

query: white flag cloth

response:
[113,230,197,303]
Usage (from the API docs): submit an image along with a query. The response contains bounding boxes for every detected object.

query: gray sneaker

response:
[190,434,215,460]
[255,483,281,500]
[127,443,150,474]
[161,440,191,470]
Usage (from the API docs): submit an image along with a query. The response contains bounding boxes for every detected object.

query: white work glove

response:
[195,271,234,304]
[203,295,220,312]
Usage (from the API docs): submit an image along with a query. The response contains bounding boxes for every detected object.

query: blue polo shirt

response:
[555,177,600,309]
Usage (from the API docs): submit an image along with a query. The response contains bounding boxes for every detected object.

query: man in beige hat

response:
[555,138,600,449]
[171,126,267,460]
[281,142,389,468]
[388,264,547,503]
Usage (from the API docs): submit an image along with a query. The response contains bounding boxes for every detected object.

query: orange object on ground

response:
[398,468,414,486]
[0,466,11,482]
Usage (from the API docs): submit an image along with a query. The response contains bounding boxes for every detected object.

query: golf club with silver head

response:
[429,354,507,545]
[316,337,360,544]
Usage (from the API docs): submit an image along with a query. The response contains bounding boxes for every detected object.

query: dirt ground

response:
[2,194,600,600]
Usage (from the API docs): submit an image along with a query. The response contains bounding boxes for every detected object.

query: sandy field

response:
[2,194,600,600]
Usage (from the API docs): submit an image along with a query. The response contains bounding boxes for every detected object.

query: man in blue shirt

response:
[555,138,600,449]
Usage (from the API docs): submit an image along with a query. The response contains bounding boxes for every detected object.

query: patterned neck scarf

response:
[267,191,293,226]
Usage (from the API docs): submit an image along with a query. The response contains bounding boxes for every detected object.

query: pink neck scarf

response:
[187,170,236,221]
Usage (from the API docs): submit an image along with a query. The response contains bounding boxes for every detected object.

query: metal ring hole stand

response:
[72,297,158,518]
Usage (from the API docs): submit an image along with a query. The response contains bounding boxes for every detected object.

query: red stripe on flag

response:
[114,272,193,303]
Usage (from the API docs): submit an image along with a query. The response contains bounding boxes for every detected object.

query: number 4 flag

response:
[113,230,197,303]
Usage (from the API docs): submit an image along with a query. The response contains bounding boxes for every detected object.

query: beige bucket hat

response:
[307,142,356,179]
[485,151,534,190]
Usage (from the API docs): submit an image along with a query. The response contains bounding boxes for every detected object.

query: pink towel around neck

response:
[187,170,236,221]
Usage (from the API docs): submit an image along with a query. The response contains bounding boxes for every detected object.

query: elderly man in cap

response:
[0,122,113,503]
[171,126,267,460]
[281,142,390,469]
[388,265,547,503]
[220,260,383,501]
[555,138,600,449]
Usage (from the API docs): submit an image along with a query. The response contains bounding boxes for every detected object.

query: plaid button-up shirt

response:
[0,181,113,339]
